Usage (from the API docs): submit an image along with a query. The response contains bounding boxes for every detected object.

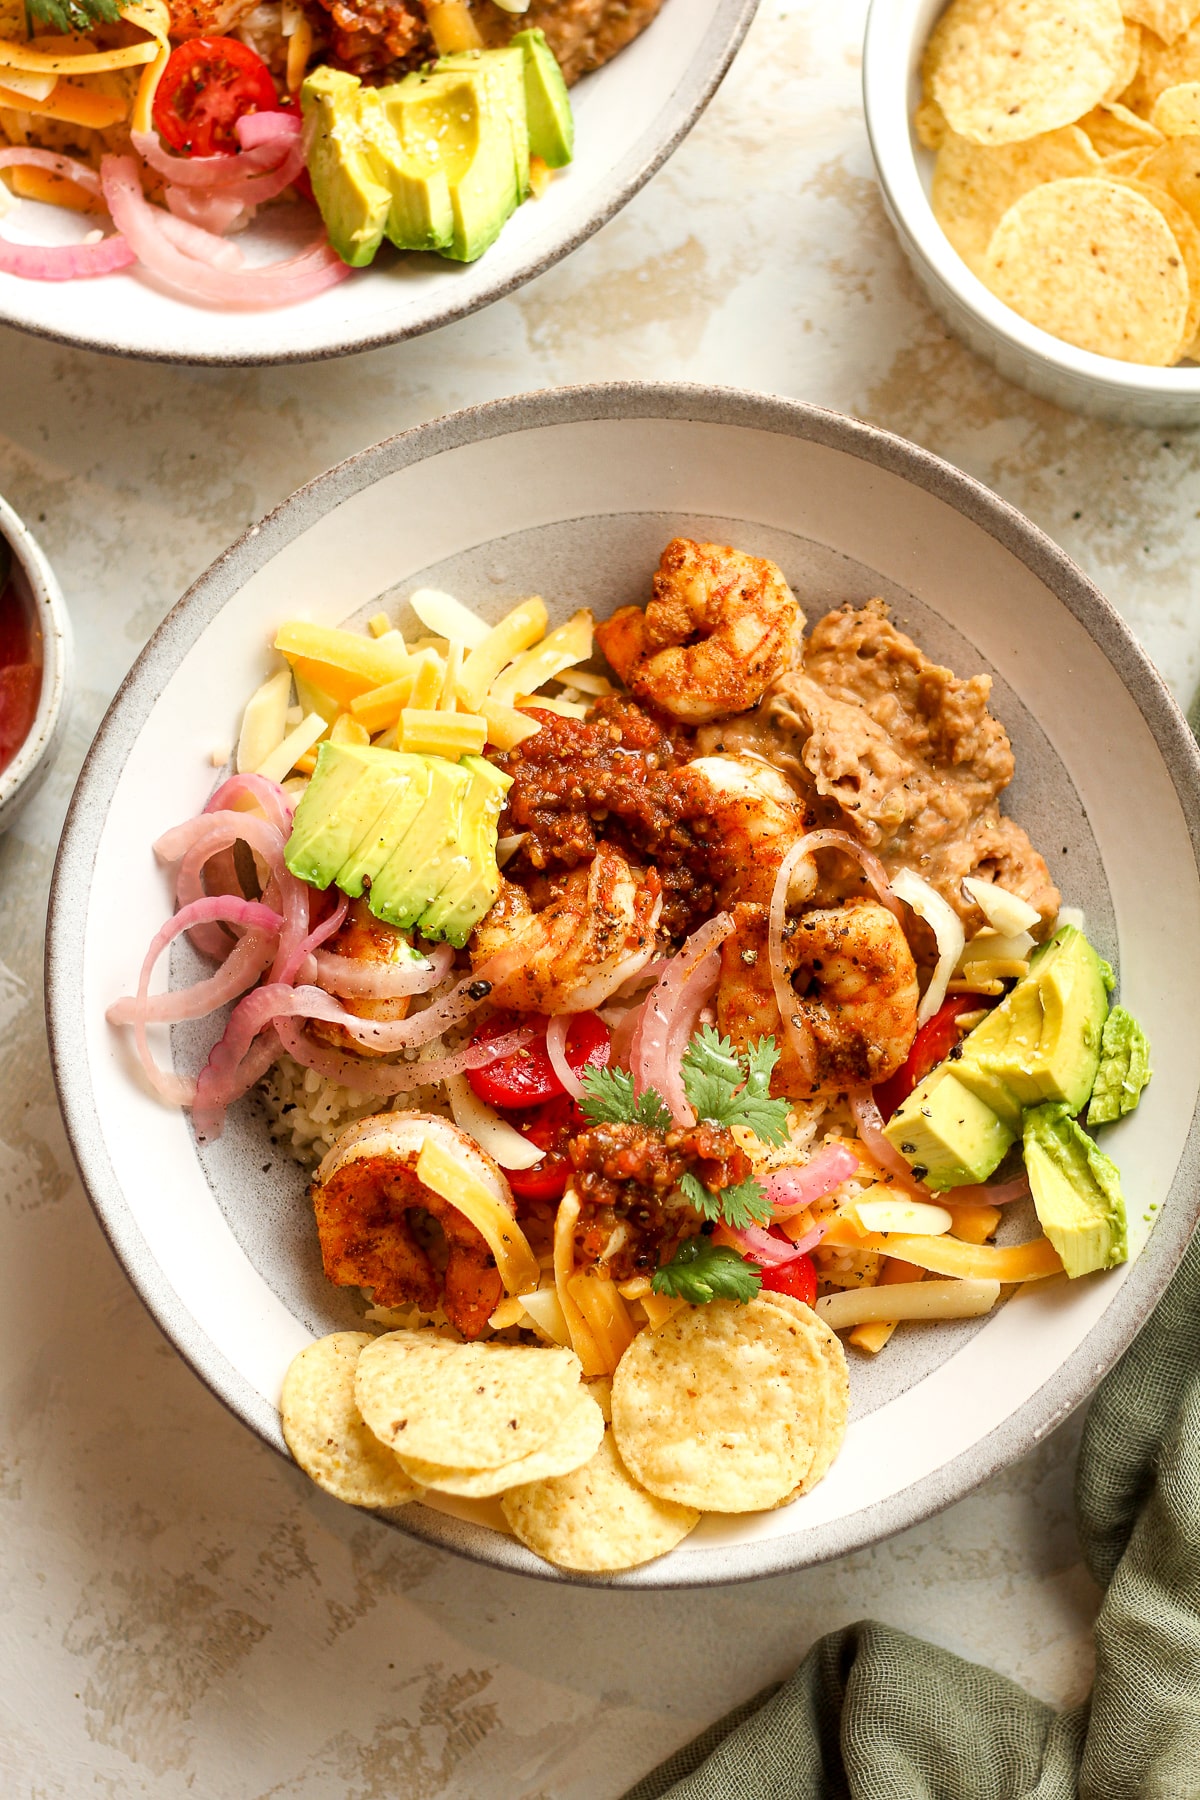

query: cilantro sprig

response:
[27,0,121,33]
[651,1237,762,1306]
[679,1170,772,1231]
[577,1063,672,1131]
[681,1026,791,1144]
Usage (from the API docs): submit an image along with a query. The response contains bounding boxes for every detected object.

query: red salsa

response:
[0,540,43,777]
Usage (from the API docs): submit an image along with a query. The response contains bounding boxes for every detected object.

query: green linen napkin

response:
[624,1230,1200,1800]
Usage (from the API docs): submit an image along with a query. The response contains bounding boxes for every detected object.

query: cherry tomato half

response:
[467,1011,610,1110]
[505,1095,582,1203]
[873,995,980,1120]
[153,37,281,157]
[760,1253,818,1306]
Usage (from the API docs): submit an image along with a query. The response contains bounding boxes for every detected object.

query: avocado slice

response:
[383,64,520,262]
[951,925,1109,1121]
[1087,1005,1152,1126]
[284,742,411,889]
[882,1069,1016,1191]
[369,757,473,932]
[357,87,455,256]
[429,45,532,199]
[418,755,512,947]
[511,28,574,169]
[336,755,432,898]
[300,67,391,269]
[1024,1103,1128,1276]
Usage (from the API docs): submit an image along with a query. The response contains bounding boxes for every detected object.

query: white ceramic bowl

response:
[0,493,71,835]
[863,0,1200,426]
[47,384,1200,1586]
[0,0,756,366]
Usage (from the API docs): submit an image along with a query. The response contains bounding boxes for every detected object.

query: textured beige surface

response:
[4,0,1197,1791]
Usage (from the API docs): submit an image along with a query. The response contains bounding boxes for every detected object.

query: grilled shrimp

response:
[717,899,919,1098]
[470,843,663,1014]
[312,1113,514,1339]
[309,898,419,1058]
[674,754,810,908]
[595,539,804,725]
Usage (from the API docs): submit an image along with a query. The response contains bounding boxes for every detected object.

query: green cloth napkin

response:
[624,1231,1200,1800]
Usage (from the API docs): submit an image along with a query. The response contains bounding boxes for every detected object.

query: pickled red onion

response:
[849,1088,932,1201]
[129,115,297,188]
[0,149,132,281]
[633,914,734,1124]
[277,892,348,986]
[545,1013,584,1099]
[946,1173,1031,1207]
[765,1143,860,1215]
[312,940,454,999]
[204,772,295,833]
[722,1223,809,1267]
[156,210,245,270]
[165,184,251,238]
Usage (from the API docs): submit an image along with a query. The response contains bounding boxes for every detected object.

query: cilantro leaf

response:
[577,1063,672,1131]
[27,0,120,32]
[680,1025,791,1146]
[679,1170,772,1230]
[652,1238,763,1305]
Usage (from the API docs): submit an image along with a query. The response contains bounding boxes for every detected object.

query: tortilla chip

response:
[280,1332,423,1509]
[982,176,1191,363]
[395,1387,606,1497]
[1078,100,1164,155]
[928,0,1126,146]
[1105,20,1143,100]
[1122,1,1200,48]
[932,126,1099,274]
[1101,145,1159,175]
[915,92,950,150]
[1136,132,1200,227]
[1116,175,1200,346]
[501,1432,701,1572]
[757,1295,850,1499]
[1123,19,1200,114]
[610,1297,830,1513]
[355,1330,583,1469]
[1150,78,1200,133]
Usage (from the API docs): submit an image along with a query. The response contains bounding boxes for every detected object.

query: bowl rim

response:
[0,491,71,821]
[45,380,1200,1586]
[862,0,1200,399]
[0,0,760,368]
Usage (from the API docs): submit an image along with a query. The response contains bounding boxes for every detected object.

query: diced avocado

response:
[336,755,432,898]
[369,758,472,931]
[358,87,455,255]
[300,67,390,268]
[419,755,512,947]
[383,64,519,261]
[284,742,410,888]
[1087,1005,1152,1126]
[882,1069,1016,1191]
[1024,1103,1128,1276]
[429,44,531,198]
[951,925,1109,1121]
[511,28,574,169]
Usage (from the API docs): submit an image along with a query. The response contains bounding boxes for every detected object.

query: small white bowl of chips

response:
[864,0,1200,422]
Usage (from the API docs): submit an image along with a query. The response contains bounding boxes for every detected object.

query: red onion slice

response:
[765,1143,860,1216]
[130,120,297,190]
[312,941,455,1000]
[849,1088,932,1201]
[156,210,246,270]
[109,895,283,1106]
[633,914,735,1124]
[107,926,276,1027]
[0,148,134,280]
[278,892,348,986]
[545,1013,584,1100]
[723,1223,808,1267]
[204,772,295,833]
[273,1021,536,1101]
[946,1173,1031,1207]
[101,156,349,310]
[165,184,251,238]
[781,1219,831,1257]
[0,147,102,196]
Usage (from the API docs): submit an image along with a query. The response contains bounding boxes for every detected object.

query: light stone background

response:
[1,1,1195,1794]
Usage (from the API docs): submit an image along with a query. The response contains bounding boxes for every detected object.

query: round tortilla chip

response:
[355,1331,583,1469]
[915,93,950,150]
[280,1332,423,1509]
[395,1387,606,1497]
[1122,18,1200,115]
[756,1295,851,1499]
[610,1297,829,1513]
[1122,1,1200,49]
[1105,20,1143,102]
[1078,101,1164,156]
[1133,135,1200,228]
[501,1432,701,1573]
[1150,78,1200,133]
[982,177,1191,363]
[932,126,1099,274]
[1116,176,1200,349]
[928,0,1126,147]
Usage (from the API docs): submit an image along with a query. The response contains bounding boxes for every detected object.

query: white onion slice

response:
[891,867,966,1027]
[962,876,1041,935]
[446,1074,546,1170]
[545,1013,585,1100]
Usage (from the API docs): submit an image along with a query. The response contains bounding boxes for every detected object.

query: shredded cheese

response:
[818,1278,1001,1330]
[416,1137,540,1295]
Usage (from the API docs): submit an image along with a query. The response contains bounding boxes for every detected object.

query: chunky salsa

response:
[0,540,42,779]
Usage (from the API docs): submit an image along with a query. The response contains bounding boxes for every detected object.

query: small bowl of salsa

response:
[0,494,70,834]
